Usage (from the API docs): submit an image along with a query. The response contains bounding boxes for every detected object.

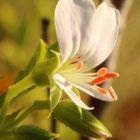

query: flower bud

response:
[54,100,112,139]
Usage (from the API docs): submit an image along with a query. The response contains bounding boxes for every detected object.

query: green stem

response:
[1,74,35,116]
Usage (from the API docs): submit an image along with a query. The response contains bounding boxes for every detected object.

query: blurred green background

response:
[0,0,140,140]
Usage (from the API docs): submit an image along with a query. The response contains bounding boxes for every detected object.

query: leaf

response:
[50,86,62,114]
[16,39,48,82]
[9,100,50,127]
[54,100,112,139]
[1,40,48,113]
[11,85,36,104]
[2,107,23,128]
[2,74,34,114]
[13,125,58,140]
[0,125,58,140]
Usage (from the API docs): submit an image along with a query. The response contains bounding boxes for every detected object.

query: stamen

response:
[70,61,78,64]
[95,86,108,94]
[108,87,118,101]
[105,72,119,79]
[76,61,84,70]
[97,67,108,77]
[70,56,81,64]
[91,77,106,85]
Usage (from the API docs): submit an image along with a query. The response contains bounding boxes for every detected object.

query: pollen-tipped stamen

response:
[91,77,106,85]
[97,67,108,77]
[108,87,118,101]
[105,72,119,79]
[76,61,84,70]
[94,86,108,95]
[91,67,119,85]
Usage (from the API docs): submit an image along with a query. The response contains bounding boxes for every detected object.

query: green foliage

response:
[1,40,60,114]
[12,125,58,140]
[16,39,48,82]
[0,125,58,140]
[54,100,112,139]
[8,100,50,128]
[2,107,23,128]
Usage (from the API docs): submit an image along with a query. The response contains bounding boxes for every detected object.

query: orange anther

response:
[95,86,108,94]
[108,87,118,101]
[91,77,106,85]
[76,61,84,70]
[105,72,119,79]
[97,67,108,77]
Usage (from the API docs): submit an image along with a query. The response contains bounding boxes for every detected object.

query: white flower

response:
[53,0,120,110]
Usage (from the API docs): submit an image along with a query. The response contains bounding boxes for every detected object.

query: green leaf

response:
[8,100,50,127]
[1,74,34,115]
[16,39,48,82]
[54,100,112,139]
[1,40,48,114]
[50,86,62,114]
[13,125,58,140]
[11,86,36,104]
[2,107,23,128]
[0,125,58,140]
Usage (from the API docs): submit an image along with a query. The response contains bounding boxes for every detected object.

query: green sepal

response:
[32,50,60,86]
[47,42,59,59]
[49,86,62,115]
[72,87,83,119]
[54,100,112,139]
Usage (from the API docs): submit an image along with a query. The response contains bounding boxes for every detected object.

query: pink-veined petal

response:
[84,1,120,70]
[55,0,96,63]
[54,74,94,110]
[71,82,117,101]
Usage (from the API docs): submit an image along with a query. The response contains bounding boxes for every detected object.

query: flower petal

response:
[55,0,96,63]
[84,2,120,70]
[54,74,94,110]
[71,82,117,101]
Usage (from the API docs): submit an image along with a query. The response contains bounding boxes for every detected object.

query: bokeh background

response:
[0,0,140,140]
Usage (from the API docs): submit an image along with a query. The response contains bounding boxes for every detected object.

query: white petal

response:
[84,2,120,70]
[54,74,94,110]
[71,82,115,101]
[55,0,96,63]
